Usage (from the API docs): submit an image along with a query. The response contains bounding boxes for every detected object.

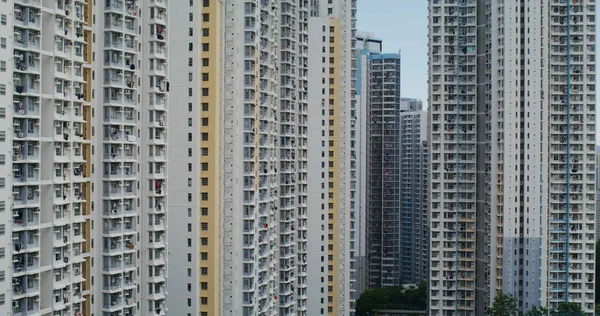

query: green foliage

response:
[355,281,427,316]
[525,305,549,316]
[487,293,518,316]
[552,302,584,316]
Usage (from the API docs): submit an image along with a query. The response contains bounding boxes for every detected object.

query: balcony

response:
[105,0,124,12]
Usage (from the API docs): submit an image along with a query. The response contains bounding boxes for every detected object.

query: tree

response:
[355,281,427,316]
[552,302,584,316]
[487,293,518,316]
[526,305,549,316]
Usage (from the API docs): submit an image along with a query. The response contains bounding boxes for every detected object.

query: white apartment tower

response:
[2,0,95,314]
[429,0,596,315]
[91,0,169,314]
[0,0,169,314]
[167,0,356,315]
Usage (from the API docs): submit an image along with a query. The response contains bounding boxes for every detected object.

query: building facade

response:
[365,52,403,288]
[0,0,169,315]
[354,31,382,296]
[91,0,170,314]
[167,0,357,316]
[5,0,94,314]
[429,0,596,314]
[596,148,600,240]
[399,108,428,285]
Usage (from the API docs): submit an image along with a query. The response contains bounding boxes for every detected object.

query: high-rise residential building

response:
[354,31,382,297]
[5,0,95,314]
[0,0,169,315]
[365,51,403,288]
[596,147,600,240]
[167,1,357,316]
[91,0,169,314]
[399,106,429,285]
[429,0,596,315]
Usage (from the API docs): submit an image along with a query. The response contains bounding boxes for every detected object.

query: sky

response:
[357,0,428,107]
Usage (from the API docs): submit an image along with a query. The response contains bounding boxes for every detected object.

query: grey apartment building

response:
[363,45,430,288]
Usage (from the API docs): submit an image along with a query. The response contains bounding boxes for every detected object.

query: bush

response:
[355,281,427,316]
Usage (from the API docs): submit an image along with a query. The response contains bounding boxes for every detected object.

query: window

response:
[0,154,4,165]
[202,118,209,126]
[188,268,192,277]
[201,297,208,305]
[202,13,209,22]
[187,298,191,307]
[202,58,209,66]
[0,178,4,188]
[187,253,192,262]
[0,61,5,72]
[189,118,193,127]
[202,43,209,51]
[188,43,193,51]
[188,208,192,217]
[189,73,193,81]
[202,88,209,96]
[201,192,208,200]
[189,0,193,6]
[0,248,5,258]
[0,108,4,118]
[203,0,209,6]
[201,267,208,275]
[188,224,192,232]
[188,193,192,202]
[201,238,208,245]
[188,58,193,66]
[202,103,209,111]
[0,15,6,26]
[0,84,6,95]
[188,283,192,292]
[0,224,5,235]
[0,201,4,212]
[201,163,208,171]
[201,178,208,186]
[189,13,193,21]
[201,223,208,231]
[188,238,192,247]
[203,28,209,37]
[0,271,4,282]
[0,294,4,305]
[188,103,193,111]
[188,133,192,141]
[188,148,192,157]
[188,88,193,96]
[202,148,208,156]
[0,38,5,49]
[188,163,192,172]
[188,178,192,187]
[201,252,208,260]
[202,73,209,81]
[201,207,208,216]
[189,28,193,36]
[201,133,208,141]
[201,282,208,290]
